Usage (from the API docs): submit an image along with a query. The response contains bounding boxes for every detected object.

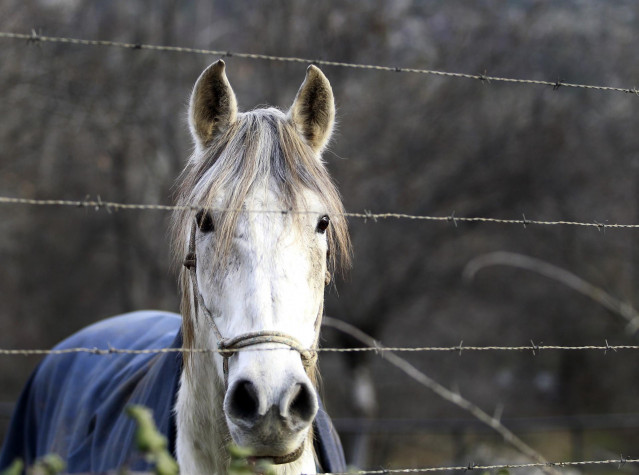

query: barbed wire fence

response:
[2,30,639,96]
[322,458,639,474]
[2,195,639,230]
[1,29,638,474]
[1,343,639,357]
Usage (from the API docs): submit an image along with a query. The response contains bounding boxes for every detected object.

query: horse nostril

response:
[228,380,259,422]
[287,382,318,424]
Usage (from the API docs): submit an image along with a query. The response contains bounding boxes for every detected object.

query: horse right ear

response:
[189,60,238,149]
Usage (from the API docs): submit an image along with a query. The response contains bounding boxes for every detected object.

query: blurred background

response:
[1,1,639,473]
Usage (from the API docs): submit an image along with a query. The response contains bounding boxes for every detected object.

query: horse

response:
[0,60,351,475]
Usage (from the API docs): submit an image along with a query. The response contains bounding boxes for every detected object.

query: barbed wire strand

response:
[321,317,559,475]
[2,195,639,230]
[0,343,638,357]
[1,31,639,96]
[316,458,639,475]
[9,458,637,474]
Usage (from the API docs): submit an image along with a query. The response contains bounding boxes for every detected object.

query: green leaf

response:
[30,454,65,475]
[0,459,23,475]
[126,405,178,475]
[126,405,168,453]
[154,451,179,475]
[228,443,275,475]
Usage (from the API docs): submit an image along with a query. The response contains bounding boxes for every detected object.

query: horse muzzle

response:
[223,372,318,461]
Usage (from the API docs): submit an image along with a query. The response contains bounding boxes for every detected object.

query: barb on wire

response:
[530,339,541,356]
[4,195,639,230]
[316,458,639,474]
[1,31,638,96]
[321,317,559,475]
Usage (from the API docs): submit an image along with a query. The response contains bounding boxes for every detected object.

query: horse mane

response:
[171,107,351,370]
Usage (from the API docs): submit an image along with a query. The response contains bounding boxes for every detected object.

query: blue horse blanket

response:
[0,311,346,473]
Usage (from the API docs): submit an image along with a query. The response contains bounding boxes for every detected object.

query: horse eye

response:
[316,215,330,234]
[195,210,214,233]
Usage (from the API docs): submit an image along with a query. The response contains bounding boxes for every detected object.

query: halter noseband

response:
[182,219,319,388]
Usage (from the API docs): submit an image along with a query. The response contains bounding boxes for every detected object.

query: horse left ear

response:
[288,65,335,154]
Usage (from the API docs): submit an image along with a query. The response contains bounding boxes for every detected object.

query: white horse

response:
[172,59,350,474]
[174,61,348,474]
[0,61,350,475]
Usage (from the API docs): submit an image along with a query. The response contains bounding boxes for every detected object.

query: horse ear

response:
[288,65,335,154]
[189,60,238,149]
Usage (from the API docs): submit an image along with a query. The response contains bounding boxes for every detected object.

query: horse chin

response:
[226,413,310,460]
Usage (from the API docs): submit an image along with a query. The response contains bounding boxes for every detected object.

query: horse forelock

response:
[171,107,351,366]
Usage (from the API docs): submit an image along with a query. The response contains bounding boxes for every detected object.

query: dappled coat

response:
[0,311,346,473]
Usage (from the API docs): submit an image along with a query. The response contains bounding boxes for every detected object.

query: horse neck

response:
[175,353,227,475]
[175,333,317,475]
